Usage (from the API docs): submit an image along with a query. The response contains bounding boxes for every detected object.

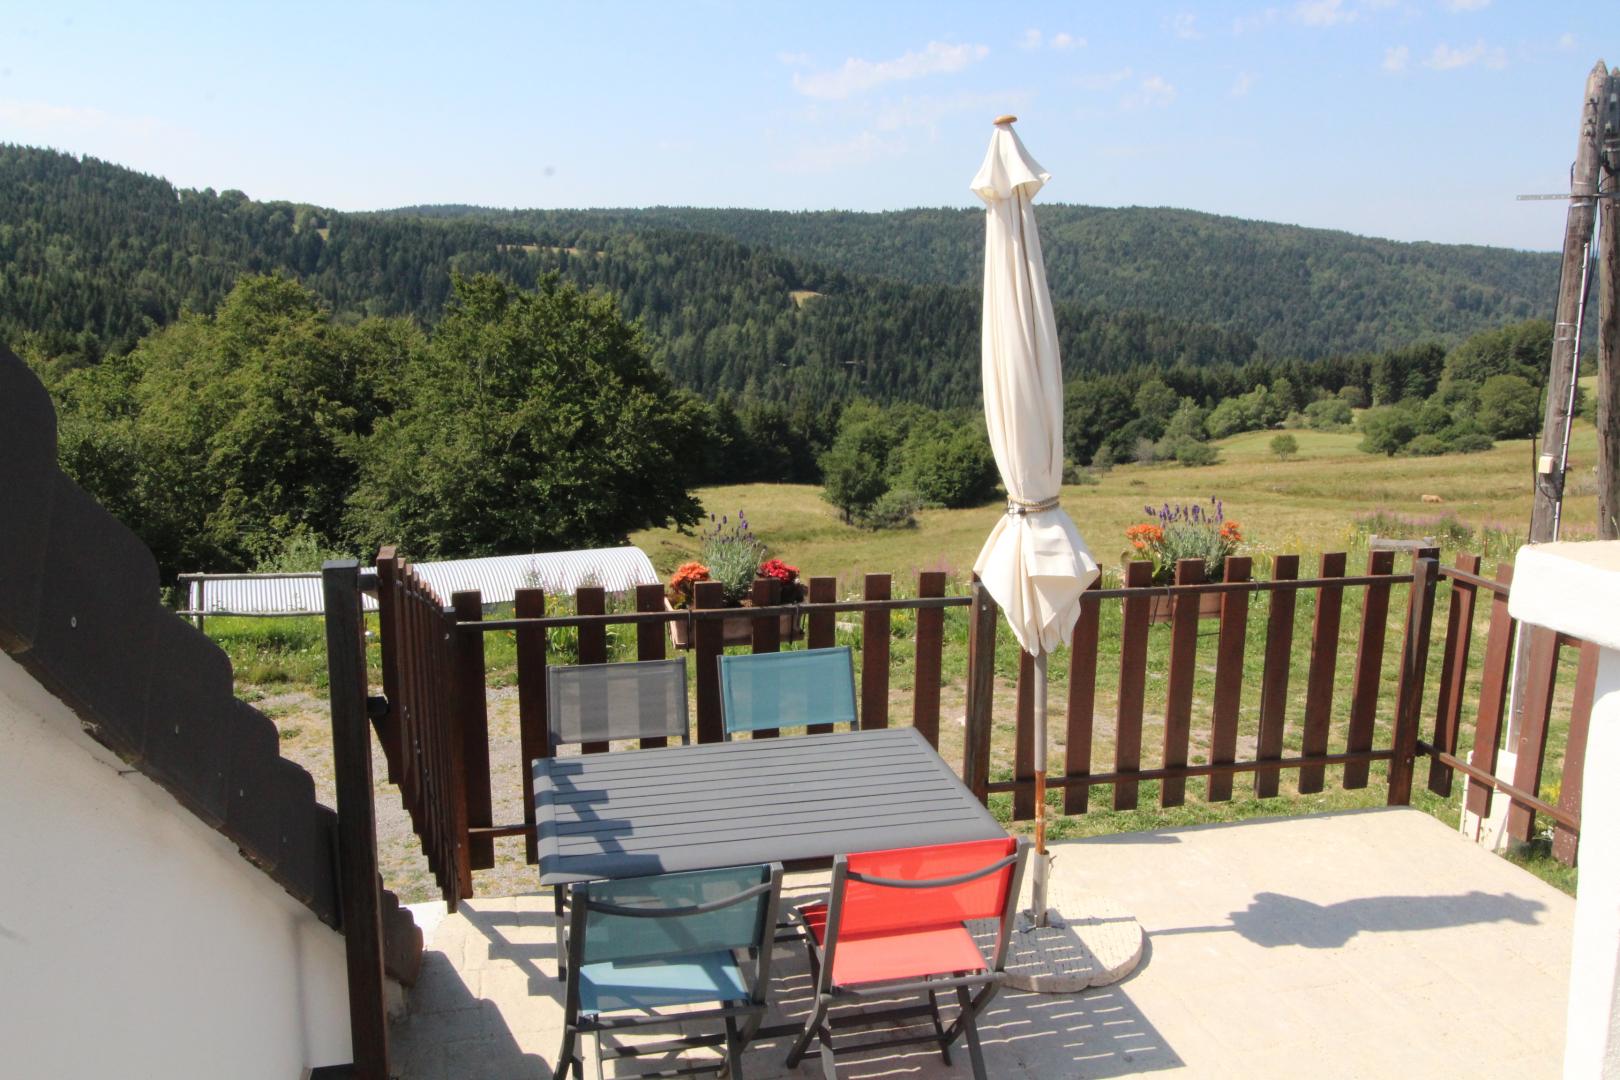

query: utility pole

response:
[1529,61,1608,544]
[1598,68,1620,540]
[1490,63,1611,819]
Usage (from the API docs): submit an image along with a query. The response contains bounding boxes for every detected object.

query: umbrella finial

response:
[993,114,1017,126]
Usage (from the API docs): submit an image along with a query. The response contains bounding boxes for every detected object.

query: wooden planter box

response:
[666,600,802,650]
[1146,591,1223,624]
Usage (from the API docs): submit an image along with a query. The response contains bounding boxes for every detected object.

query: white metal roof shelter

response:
[181,546,660,616]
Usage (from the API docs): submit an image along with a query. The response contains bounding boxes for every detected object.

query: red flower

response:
[759,557,799,583]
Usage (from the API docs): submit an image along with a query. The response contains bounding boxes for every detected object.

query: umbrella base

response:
[989,896,1144,994]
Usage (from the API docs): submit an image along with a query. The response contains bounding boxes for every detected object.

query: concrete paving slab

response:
[389,808,1571,1078]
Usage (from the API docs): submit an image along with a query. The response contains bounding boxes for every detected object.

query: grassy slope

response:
[632,423,1602,583]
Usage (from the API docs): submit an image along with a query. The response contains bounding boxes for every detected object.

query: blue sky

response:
[1,1,1611,250]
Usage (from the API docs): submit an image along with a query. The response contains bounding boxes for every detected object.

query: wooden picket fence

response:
[361,547,1599,908]
[1416,556,1600,865]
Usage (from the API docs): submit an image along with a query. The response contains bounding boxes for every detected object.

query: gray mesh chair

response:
[546,657,691,979]
[717,646,857,739]
[546,657,690,750]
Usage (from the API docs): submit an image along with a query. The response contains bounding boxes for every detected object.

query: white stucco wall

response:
[0,650,352,1080]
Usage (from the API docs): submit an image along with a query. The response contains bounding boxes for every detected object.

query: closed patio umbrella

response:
[971,116,1100,927]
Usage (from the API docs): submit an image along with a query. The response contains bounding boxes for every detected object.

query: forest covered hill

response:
[395,203,1562,360]
[2,145,1561,409]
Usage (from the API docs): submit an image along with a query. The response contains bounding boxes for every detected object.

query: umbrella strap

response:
[1006,495,1060,516]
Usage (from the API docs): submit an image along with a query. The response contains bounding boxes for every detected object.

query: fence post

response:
[1063,580,1101,814]
[1554,641,1601,864]
[515,586,548,865]
[1207,556,1252,803]
[1115,561,1154,811]
[1389,555,1438,806]
[748,578,782,739]
[1345,550,1396,791]
[693,581,726,743]
[1428,553,1481,796]
[1013,650,1036,820]
[635,584,672,747]
[860,574,891,729]
[1255,554,1299,798]
[805,577,837,735]
[1298,552,1347,795]
[451,591,493,869]
[320,560,390,1080]
[912,570,946,746]
[963,579,998,804]
[1161,558,1205,808]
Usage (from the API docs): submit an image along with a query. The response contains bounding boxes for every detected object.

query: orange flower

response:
[1125,523,1165,547]
[666,561,712,608]
[1220,521,1242,542]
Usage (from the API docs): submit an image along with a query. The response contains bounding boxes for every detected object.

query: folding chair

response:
[784,837,1028,1080]
[554,864,784,1080]
[547,658,690,750]
[717,646,857,739]
[547,658,690,978]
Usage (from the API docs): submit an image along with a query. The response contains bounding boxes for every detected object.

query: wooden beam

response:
[320,561,391,1080]
[1598,68,1620,540]
[1531,61,1608,543]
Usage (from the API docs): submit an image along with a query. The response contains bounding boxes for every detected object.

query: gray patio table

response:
[533,727,1004,885]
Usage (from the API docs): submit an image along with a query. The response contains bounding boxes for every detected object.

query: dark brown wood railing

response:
[372,547,472,906]
[1417,559,1599,865]
[364,546,1598,895]
[977,552,1436,813]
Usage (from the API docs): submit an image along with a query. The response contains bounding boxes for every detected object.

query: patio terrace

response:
[391,808,1571,1079]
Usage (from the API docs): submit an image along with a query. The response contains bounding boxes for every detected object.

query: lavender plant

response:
[1125,497,1243,584]
[699,509,766,605]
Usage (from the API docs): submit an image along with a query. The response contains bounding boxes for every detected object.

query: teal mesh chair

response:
[717,646,858,738]
[554,863,784,1080]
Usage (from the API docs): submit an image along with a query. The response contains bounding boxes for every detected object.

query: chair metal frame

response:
[716,646,858,740]
[555,863,785,1080]
[783,838,1029,1080]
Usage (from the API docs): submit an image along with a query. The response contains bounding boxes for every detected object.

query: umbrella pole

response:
[1032,650,1051,927]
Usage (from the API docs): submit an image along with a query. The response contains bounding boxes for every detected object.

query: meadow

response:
[213,421,1603,901]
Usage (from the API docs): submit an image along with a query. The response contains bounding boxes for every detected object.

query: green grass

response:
[210,418,1605,900]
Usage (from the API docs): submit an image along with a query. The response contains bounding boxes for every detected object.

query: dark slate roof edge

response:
[0,346,421,987]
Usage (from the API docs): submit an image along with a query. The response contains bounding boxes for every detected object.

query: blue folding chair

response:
[717,646,858,739]
[555,863,784,1079]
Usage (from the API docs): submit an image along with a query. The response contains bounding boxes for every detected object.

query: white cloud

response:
[873,91,1032,136]
[771,130,900,173]
[0,99,168,138]
[1230,71,1257,96]
[1019,29,1084,51]
[777,51,812,67]
[1074,66,1134,91]
[1167,13,1202,39]
[1557,32,1576,50]
[1383,45,1411,71]
[791,41,990,100]
[1233,8,1281,34]
[1440,0,1489,10]
[1122,74,1177,110]
[1294,0,1357,27]
[1424,39,1506,70]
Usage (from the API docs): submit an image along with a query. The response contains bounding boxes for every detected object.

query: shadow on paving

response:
[397,894,1181,1078]
[1154,888,1547,949]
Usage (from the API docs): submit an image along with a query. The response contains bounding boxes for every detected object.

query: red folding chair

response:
[784,836,1028,1079]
